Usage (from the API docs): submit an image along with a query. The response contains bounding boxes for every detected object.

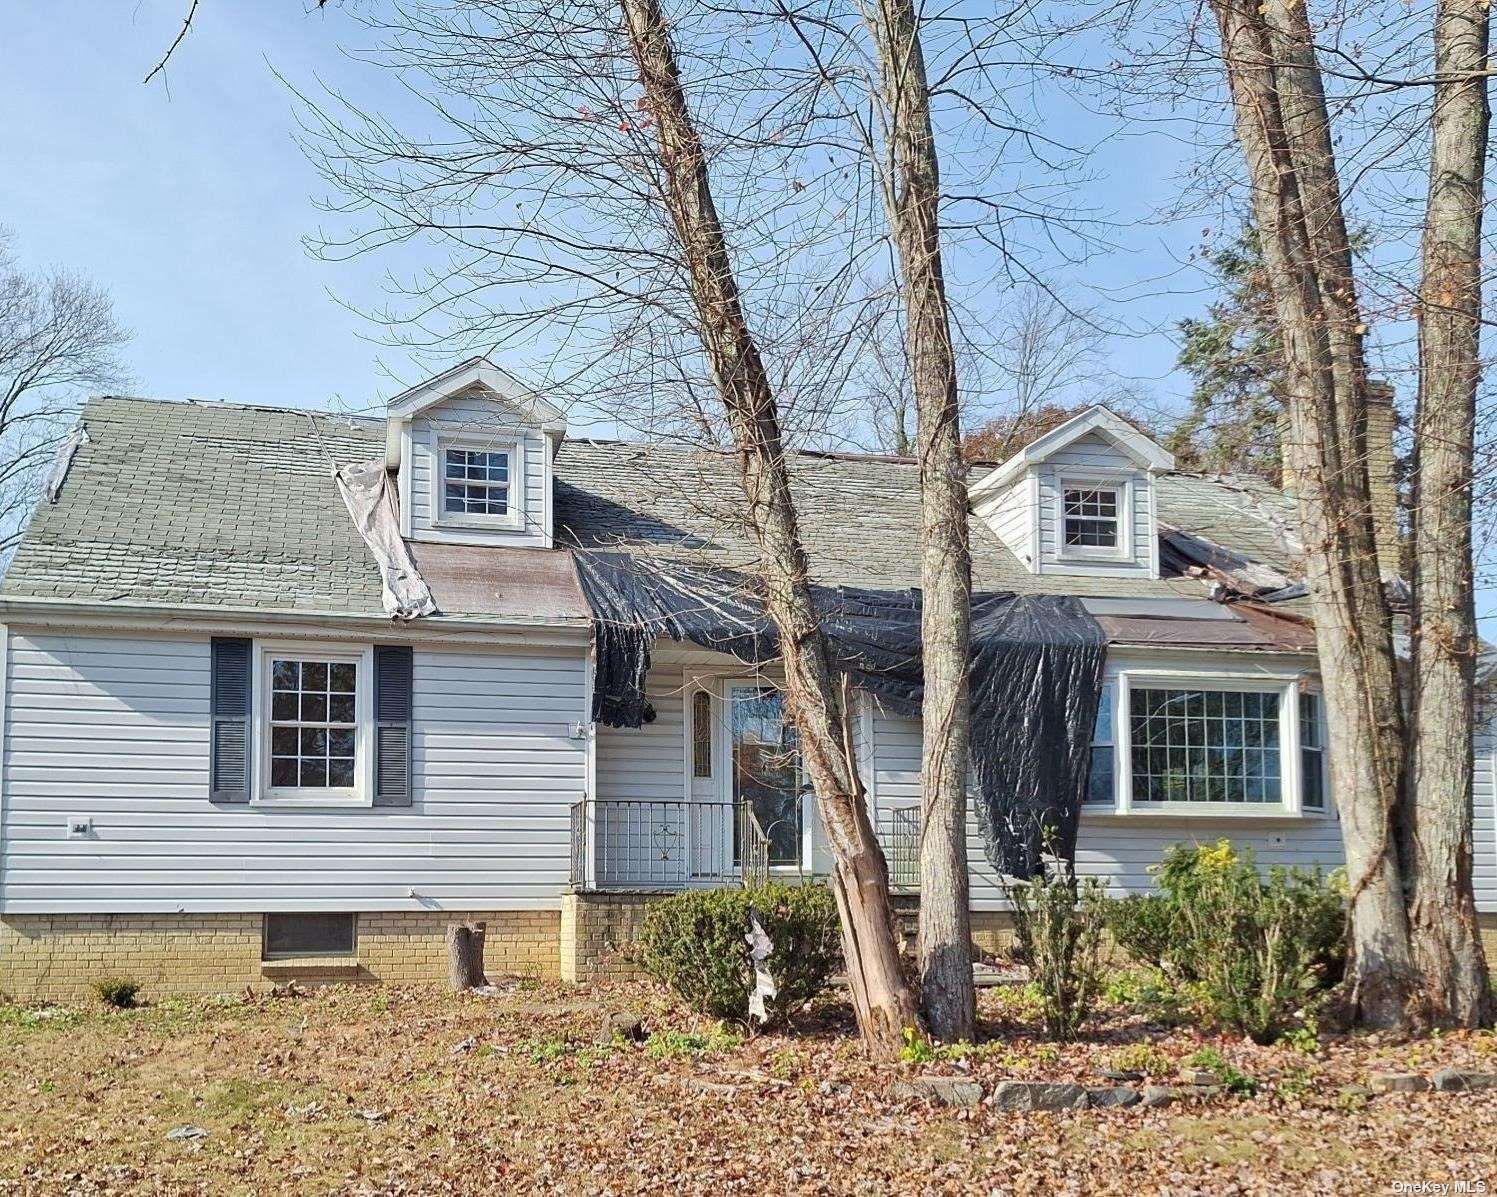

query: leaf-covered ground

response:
[1,979,1494,1195]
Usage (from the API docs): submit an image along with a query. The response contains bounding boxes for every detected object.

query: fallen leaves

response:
[0,980,1493,1194]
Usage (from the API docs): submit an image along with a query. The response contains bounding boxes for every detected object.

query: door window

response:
[729,685,804,867]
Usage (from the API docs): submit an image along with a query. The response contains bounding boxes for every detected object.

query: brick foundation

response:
[6,903,1494,1003]
[970,910,1018,959]
[0,909,560,1003]
[560,891,656,983]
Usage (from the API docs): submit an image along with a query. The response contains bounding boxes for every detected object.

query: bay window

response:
[1085,673,1327,815]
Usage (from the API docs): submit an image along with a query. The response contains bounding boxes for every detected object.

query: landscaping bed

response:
[2,979,1494,1194]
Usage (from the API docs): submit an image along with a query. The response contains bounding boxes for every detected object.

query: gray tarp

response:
[335,460,437,621]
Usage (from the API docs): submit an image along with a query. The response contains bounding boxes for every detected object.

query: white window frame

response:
[1086,669,1326,818]
[1298,683,1329,812]
[431,434,525,531]
[251,640,377,808]
[1055,473,1133,564]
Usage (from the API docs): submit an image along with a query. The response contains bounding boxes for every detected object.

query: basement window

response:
[263,913,357,959]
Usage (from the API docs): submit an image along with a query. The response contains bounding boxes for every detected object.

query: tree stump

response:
[446,921,488,991]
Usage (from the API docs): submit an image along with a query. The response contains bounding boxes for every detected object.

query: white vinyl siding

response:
[865,702,1349,910]
[974,474,1035,567]
[406,390,551,548]
[1475,689,1496,912]
[0,630,586,913]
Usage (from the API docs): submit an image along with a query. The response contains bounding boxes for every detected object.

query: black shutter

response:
[209,637,252,803]
[373,645,414,807]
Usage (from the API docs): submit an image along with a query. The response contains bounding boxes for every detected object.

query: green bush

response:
[1108,841,1346,1044]
[1008,872,1110,1041]
[637,883,840,1025]
[1106,895,1183,976]
[92,977,140,1009]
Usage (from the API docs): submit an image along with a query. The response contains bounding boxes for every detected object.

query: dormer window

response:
[968,406,1173,580]
[1056,475,1133,563]
[1062,486,1120,550]
[431,435,525,530]
[386,357,566,548]
[444,448,511,518]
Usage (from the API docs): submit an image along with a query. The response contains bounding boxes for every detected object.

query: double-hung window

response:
[444,448,510,516]
[1084,675,1328,815]
[1085,684,1115,805]
[1062,485,1121,551]
[258,644,374,804]
[434,438,523,530]
[1299,691,1326,810]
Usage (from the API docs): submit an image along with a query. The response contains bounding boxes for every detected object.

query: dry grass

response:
[1,979,1494,1194]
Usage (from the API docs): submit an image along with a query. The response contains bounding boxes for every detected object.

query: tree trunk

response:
[617,0,922,1057]
[1406,0,1495,1027]
[446,921,488,991]
[1209,0,1420,1028]
[867,0,976,1044]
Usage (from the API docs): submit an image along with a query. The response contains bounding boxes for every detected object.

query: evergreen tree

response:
[1168,225,1285,481]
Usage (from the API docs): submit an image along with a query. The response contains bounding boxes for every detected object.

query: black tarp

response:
[573,550,1106,879]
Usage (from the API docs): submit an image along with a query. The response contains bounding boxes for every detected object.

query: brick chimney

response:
[1278,383,1402,579]
[1364,381,1401,580]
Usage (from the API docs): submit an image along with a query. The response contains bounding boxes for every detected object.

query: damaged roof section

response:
[1159,524,1302,601]
[1083,595,1316,653]
[3,396,1312,643]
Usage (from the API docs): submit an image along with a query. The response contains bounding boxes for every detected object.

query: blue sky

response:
[0,1,1205,425]
[2,3,427,418]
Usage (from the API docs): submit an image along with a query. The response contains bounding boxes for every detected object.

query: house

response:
[0,358,1492,998]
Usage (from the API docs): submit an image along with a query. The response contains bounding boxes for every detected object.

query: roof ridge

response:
[87,393,385,425]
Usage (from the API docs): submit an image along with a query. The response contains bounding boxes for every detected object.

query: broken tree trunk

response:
[1209,0,1419,1028]
[446,921,488,991]
[1406,0,1495,1027]
[617,0,922,1057]
[867,0,976,1044]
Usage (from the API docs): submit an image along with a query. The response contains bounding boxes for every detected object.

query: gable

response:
[398,386,554,549]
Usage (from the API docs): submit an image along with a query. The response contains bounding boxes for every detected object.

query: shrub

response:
[1108,1042,1172,1077]
[1109,841,1346,1044]
[1106,896,1183,977]
[1007,872,1110,1041]
[92,977,140,1009]
[637,883,840,1025]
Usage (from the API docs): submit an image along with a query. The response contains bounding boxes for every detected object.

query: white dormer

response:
[385,358,567,549]
[970,407,1174,579]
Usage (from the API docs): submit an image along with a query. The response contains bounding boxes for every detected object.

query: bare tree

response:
[1207,0,1418,1027]
[0,233,128,552]
[1201,0,1495,1028]
[864,0,976,1043]
[615,0,921,1054]
[1405,0,1494,1026]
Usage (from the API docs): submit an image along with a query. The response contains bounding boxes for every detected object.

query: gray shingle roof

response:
[0,396,1302,618]
[2,397,388,615]
[553,439,1301,599]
